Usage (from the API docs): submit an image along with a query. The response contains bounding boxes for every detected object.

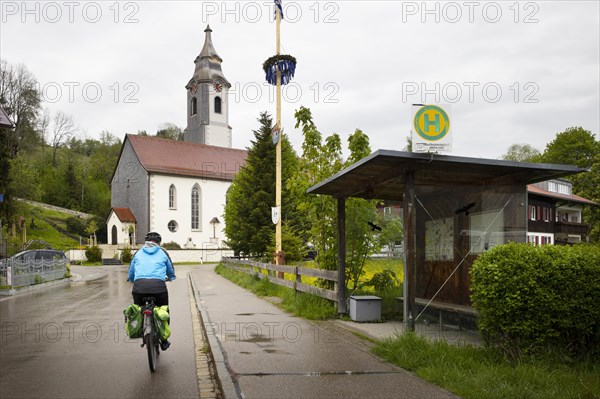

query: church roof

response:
[126,134,247,180]
[111,207,137,223]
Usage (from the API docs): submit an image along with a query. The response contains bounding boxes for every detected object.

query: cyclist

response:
[127,231,176,350]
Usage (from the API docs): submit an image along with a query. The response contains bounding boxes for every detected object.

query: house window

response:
[548,181,557,192]
[191,97,197,116]
[191,184,201,230]
[169,184,177,209]
[383,207,392,220]
[214,96,222,114]
[542,207,551,222]
[558,183,571,195]
[168,220,178,232]
[529,205,537,220]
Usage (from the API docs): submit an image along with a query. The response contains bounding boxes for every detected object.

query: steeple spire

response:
[198,25,222,62]
[188,25,230,86]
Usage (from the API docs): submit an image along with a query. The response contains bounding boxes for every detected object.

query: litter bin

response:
[349,295,382,322]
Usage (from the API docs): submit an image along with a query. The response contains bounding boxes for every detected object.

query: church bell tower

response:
[184,25,232,147]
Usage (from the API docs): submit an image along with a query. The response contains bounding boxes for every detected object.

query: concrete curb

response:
[189,273,241,399]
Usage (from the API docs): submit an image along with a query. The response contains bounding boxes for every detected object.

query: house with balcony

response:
[527,179,597,245]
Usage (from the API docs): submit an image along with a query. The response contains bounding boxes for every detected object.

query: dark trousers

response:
[132,291,169,307]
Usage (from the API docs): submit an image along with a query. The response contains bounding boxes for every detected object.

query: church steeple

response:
[189,25,230,87]
[184,25,232,147]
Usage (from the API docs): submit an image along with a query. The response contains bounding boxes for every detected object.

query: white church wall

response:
[149,174,230,249]
[205,87,230,148]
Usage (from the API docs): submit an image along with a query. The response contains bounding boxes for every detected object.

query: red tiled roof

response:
[112,207,136,223]
[527,184,598,206]
[127,134,247,180]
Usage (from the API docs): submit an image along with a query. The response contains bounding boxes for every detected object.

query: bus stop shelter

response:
[307,150,587,330]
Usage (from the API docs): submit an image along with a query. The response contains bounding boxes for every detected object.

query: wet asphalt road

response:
[0,265,201,399]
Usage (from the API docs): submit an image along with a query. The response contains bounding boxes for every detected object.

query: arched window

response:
[214,96,222,114]
[191,97,197,116]
[191,184,201,230]
[169,184,177,209]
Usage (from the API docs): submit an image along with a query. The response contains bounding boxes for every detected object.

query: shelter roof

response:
[126,134,247,180]
[307,150,588,200]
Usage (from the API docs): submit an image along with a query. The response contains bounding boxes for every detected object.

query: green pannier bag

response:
[153,305,171,341]
[124,304,143,338]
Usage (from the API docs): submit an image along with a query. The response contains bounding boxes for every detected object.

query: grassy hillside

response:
[4,201,85,255]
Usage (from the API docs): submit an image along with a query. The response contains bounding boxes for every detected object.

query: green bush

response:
[367,270,399,291]
[121,247,133,263]
[470,243,600,360]
[85,246,102,263]
[162,241,181,250]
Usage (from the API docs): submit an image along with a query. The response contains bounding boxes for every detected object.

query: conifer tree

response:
[224,112,299,258]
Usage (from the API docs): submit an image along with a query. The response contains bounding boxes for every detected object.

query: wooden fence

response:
[220,257,338,302]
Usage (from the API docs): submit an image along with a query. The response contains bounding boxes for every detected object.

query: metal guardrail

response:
[0,259,68,287]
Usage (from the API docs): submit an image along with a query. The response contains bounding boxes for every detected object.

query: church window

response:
[191,97,197,116]
[191,184,202,230]
[169,184,177,209]
[214,96,222,114]
[168,220,178,232]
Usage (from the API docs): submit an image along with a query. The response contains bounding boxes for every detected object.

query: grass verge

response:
[372,332,600,399]
[215,263,337,320]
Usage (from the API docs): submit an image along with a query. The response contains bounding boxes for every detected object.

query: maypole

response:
[263,0,296,267]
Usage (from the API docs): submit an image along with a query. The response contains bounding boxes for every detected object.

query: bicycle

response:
[141,297,160,372]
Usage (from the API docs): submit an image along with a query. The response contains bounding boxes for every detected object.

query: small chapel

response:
[107,26,247,249]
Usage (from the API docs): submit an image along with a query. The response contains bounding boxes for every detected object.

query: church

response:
[107,26,247,249]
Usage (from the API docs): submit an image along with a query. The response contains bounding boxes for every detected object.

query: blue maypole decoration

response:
[274,0,284,20]
[263,54,297,86]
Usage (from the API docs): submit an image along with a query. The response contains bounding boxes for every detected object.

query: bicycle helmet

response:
[145,231,162,244]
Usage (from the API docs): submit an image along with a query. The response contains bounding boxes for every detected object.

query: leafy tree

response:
[540,127,600,242]
[8,153,43,201]
[224,112,299,258]
[289,106,379,292]
[156,122,183,141]
[0,59,42,225]
[502,143,541,162]
[377,214,404,257]
[540,127,598,167]
[403,135,412,152]
[288,107,341,271]
[0,59,42,156]
[49,111,76,166]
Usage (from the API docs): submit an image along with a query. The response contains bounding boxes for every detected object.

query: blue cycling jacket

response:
[128,244,176,282]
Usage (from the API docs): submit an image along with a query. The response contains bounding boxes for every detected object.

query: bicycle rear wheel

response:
[144,315,158,372]
[146,334,158,372]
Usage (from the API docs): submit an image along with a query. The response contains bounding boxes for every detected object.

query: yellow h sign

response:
[414,105,450,141]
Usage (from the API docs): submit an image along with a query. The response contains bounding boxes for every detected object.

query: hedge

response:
[85,246,103,263]
[470,243,600,360]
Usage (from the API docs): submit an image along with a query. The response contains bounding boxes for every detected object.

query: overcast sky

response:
[2,0,599,159]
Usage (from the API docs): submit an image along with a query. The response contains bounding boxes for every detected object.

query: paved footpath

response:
[190,265,459,399]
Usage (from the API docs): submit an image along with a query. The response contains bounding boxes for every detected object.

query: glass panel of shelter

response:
[413,183,527,313]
